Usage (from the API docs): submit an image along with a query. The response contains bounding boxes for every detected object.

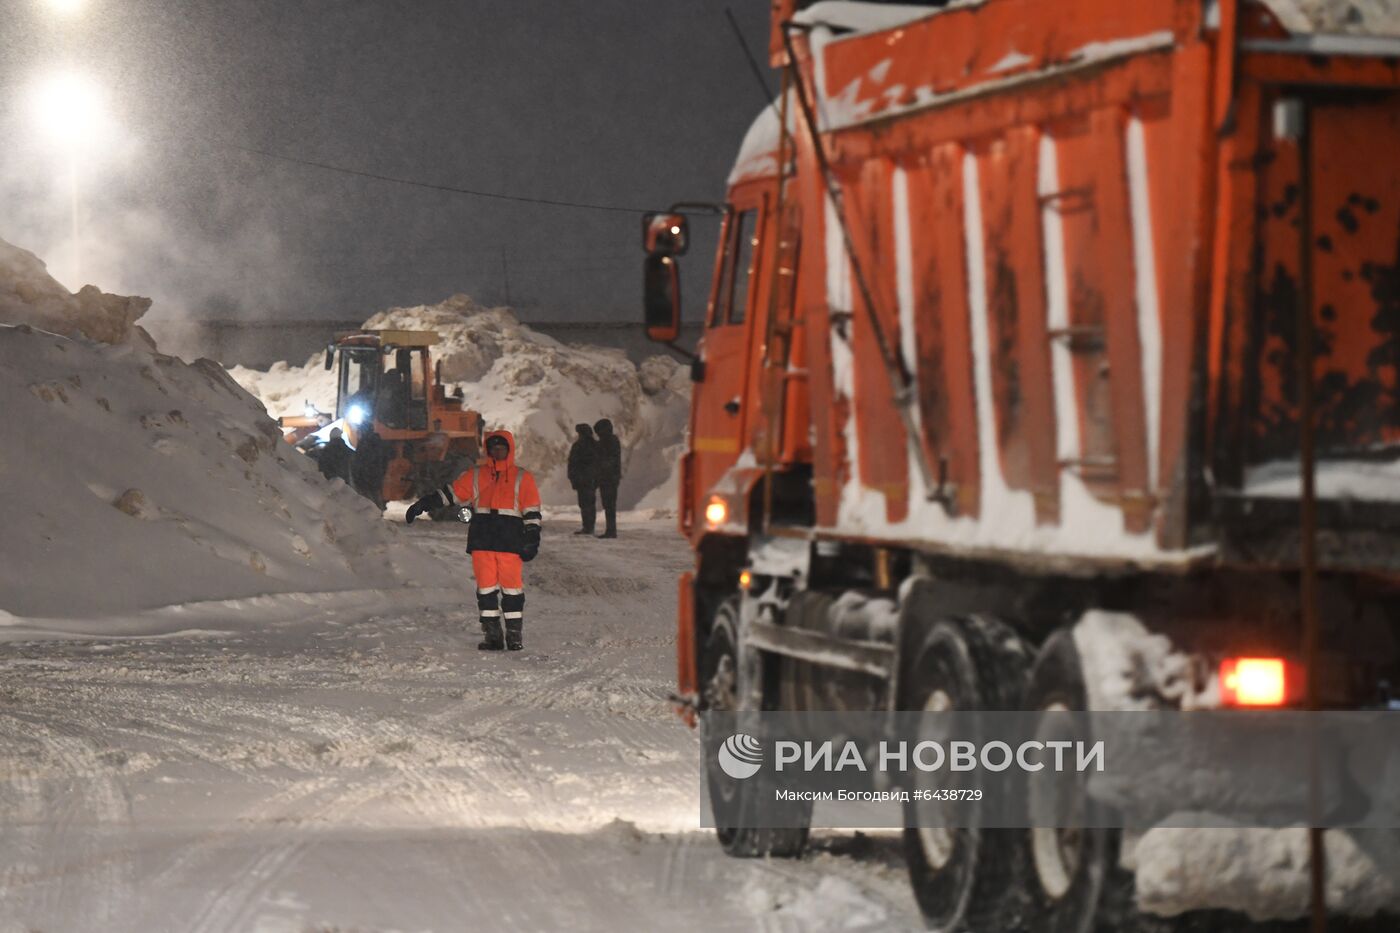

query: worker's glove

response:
[405,495,437,524]
[521,543,539,563]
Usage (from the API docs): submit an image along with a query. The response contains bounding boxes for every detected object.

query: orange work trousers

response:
[471,550,523,591]
[472,551,524,623]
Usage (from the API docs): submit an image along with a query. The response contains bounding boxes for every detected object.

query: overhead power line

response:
[217,141,659,216]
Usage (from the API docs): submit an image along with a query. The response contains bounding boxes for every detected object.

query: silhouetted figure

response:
[351,427,390,509]
[593,418,621,539]
[567,423,600,535]
[317,427,352,483]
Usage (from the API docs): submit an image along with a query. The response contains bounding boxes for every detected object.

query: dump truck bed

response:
[759,0,1400,572]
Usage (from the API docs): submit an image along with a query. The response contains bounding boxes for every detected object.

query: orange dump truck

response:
[642,1,1400,927]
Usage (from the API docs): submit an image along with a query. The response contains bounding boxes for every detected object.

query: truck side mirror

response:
[644,254,681,343]
[642,212,688,256]
[324,346,335,371]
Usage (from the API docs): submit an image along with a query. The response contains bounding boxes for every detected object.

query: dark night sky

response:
[0,0,773,323]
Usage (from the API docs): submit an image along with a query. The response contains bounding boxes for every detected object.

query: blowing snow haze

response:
[0,0,769,324]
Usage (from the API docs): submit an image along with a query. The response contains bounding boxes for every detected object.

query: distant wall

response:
[144,318,703,368]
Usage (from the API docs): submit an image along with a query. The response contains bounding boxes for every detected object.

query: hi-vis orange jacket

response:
[437,430,542,555]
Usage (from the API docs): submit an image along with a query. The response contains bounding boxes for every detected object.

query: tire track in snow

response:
[180,654,602,931]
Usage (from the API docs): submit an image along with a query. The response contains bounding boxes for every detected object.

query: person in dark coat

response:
[593,418,621,538]
[566,423,600,535]
[350,427,390,510]
[316,427,353,483]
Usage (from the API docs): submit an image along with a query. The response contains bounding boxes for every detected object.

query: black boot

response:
[478,617,504,651]
[597,528,617,539]
[573,528,593,535]
[505,618,523,651]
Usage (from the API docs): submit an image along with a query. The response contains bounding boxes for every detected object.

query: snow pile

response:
[1264,1,1400,35]
[0,238,454,621]
[0,239,152,345]
[230,294,692,510]
[1072,611,1214,711]
[740,874,892,928]
[1245,456,1400,501]
[1131,825,1400,920]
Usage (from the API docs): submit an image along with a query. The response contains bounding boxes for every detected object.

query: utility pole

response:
[500,249,512,307]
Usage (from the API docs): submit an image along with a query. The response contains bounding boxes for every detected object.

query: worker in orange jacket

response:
[406,430,542,651]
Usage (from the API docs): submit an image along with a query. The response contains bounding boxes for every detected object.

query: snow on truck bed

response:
[229,294,690,511]
[0,238,455,625]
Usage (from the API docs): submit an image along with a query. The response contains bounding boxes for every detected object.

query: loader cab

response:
[332,331,436,440]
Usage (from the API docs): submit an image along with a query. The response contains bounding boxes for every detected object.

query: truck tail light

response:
[1219,657,1289,707]
[704,496,728,527]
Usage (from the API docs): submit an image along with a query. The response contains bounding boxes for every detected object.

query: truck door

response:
[693,194,768,505]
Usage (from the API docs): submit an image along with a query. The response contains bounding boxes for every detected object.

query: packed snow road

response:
[0,517,921,932]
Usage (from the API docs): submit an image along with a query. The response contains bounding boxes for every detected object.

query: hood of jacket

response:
[593,418,614,437]
[484,429,516,472]
[574,423,594,438]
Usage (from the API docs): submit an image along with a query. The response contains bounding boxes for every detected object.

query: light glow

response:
[43,0,85,14]
[738,569,752,590]
[704,497,728,527]
[1220,657,1288,708]
[32,71,106,146]
[347,403,370,425]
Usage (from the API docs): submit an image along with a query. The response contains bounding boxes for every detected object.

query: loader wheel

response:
[702,597,810,859]
[1020,629,1128,933]
[901,615,1031,933]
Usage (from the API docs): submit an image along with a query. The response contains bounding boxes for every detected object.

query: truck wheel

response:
[702,597,810,859]
[902,616,1031,933]
[1021,629,1127,933]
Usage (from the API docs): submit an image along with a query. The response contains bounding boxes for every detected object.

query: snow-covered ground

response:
[0,516,922,932]
[228,294,690,511]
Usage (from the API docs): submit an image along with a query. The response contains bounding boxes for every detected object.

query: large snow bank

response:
[230,294,691,510]
[0,239,151,345]
[0,238,454,620]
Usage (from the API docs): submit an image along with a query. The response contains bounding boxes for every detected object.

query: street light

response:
[41,0,86,15]
[33,71,104,145]
[31,70,105,287]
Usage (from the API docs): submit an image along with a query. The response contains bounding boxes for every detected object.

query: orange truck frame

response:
[642,1,1400,928]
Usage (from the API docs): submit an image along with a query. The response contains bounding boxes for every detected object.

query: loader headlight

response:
[347,403,369,425]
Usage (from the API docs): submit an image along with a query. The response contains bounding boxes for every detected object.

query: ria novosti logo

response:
[717,733,764,779]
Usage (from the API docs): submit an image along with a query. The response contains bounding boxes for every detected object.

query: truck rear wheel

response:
[702,597,810,859]
[902,616,1031,932]
[1020,629,1127,933]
